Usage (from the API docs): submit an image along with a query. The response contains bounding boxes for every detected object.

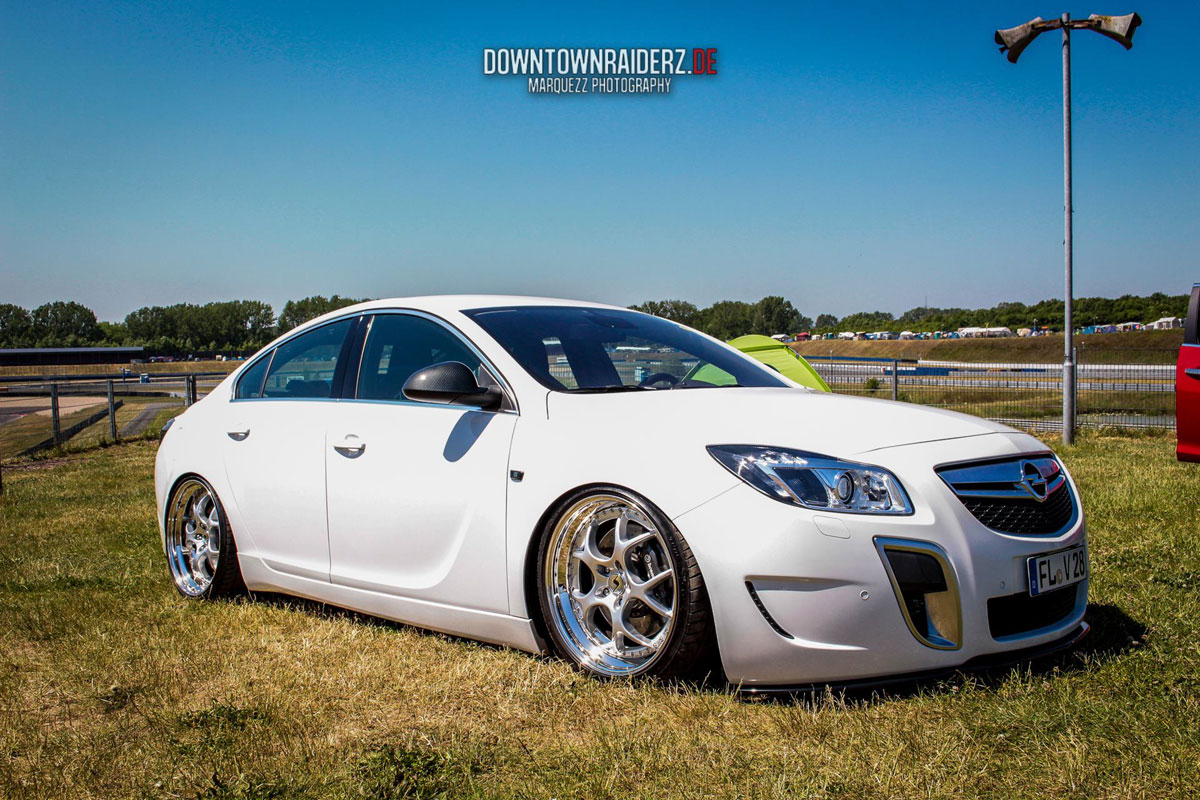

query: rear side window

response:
[356,314,483,401]
[234,356,271,399]
[255,318,354,399]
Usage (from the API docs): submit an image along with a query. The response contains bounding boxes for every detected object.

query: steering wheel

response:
[638,372,680,389]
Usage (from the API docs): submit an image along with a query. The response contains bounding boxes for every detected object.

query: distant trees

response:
[0,296,376,355]
[0,301,101,347]
[814,313,838,331]
[31,301,101,346]
[278,295,366,332]
[631,296,811,339]
[627,300,699,327]
[835,311,896,333]
[0,304,33,347]
[753,296,809,336]
[0,290,1187,355]
[631,293,1190,339]
[693,301,755,340]
[123,301,277,355]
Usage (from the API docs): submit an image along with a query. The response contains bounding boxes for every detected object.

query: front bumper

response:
[675,434,1088,687]
[741,622,1090,695]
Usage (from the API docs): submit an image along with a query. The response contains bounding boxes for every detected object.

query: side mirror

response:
[402,361,503,410]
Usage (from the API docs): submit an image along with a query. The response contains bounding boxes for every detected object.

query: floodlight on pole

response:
[994,11,1141,445]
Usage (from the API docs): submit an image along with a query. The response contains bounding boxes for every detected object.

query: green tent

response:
[686,334,831,391]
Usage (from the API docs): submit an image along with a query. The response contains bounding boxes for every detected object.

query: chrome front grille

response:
[937,455,1078,536]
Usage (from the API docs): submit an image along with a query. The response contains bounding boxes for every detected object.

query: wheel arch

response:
[520,481,719,664]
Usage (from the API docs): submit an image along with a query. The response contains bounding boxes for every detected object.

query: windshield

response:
[464,306,788,392]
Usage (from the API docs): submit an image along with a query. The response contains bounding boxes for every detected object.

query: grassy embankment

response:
[793,329,1183,363]
[1,432,1197,798]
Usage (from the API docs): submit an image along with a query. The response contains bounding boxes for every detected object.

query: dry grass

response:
[1,434,1198,798]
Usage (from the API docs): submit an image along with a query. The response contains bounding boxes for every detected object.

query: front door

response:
[325,312,516,612]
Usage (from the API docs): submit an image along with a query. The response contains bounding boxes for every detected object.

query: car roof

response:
[328,294,628,319]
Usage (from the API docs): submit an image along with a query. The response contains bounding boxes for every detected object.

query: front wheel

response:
[536,487,714,679]
[164,477,244,599]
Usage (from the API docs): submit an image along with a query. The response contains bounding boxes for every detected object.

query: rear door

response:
[1178,284,1200,462]
[221,316,360,580]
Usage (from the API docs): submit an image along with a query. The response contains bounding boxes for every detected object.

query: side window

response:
[261,318,355,399]
[356,314,484,401]
[235,355,271,399]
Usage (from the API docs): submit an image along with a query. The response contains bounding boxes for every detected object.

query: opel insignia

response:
[155,296,1089,689]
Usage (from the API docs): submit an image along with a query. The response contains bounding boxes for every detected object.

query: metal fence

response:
[0,372,227,461]
[0,348,1177,467]
[807,348,1176,431]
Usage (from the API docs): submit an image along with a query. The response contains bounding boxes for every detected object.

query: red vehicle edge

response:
[1177,283,1200,462]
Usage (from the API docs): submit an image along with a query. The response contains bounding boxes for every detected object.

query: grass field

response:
[1,432,1197,798]
[793,330,1183,363]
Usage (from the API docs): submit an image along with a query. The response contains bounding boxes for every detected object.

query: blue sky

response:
[1,1,1196,322]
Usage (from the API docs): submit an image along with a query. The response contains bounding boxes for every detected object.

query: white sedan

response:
[155,296,1089,689]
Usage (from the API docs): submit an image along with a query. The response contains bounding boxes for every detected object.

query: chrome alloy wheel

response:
[165,479,223,597]
[544,495,678,676]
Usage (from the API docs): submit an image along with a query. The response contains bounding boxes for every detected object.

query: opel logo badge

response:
[1018,460,1050,502]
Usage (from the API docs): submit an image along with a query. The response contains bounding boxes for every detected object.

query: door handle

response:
[1187,368,1200,380]
[227,427,250,441]
[333,434,366,457]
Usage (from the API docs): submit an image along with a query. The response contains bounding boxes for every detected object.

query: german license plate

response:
[1027,544,1087,596]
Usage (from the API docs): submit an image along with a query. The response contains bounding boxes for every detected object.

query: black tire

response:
[164,476,245,599]
[535,485,715,680]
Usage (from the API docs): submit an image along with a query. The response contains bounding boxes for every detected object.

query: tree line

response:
[631,292,1189,338]
[0,291,1188,353]
[0,296,365,354]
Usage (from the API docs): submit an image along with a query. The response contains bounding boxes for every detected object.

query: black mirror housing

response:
[402,361,503,410]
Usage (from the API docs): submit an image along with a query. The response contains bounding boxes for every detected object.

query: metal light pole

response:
[994,12,1141,445]
[1062,13,1074,445]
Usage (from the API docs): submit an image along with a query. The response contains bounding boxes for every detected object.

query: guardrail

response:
[0,354,1176,493]
[0,372,228,468]
[805,349,1175,431]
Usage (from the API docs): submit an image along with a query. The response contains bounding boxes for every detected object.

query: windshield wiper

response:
[566,385,649,394]
[671,381,741,389]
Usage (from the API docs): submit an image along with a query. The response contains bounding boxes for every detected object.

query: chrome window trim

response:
[231,312,363,403]
[349,308,519,415]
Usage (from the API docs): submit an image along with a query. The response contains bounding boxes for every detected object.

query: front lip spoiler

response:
[738,621,1090,696]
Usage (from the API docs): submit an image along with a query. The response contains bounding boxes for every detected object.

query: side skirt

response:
[238,554,544,655]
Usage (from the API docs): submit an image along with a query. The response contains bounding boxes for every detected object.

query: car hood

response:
[546,387,1023,457]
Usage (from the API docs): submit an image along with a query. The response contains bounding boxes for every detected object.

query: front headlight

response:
[707,445,913,515]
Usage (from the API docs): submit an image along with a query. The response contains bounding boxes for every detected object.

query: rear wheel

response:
[164,477,244,599]
[536,487,713,679]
